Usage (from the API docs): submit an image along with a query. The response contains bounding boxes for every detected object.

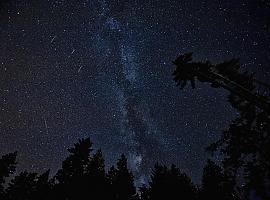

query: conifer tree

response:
[34,170,51,200]
[54,138,92,200]
[109,154,136,200]
[201,160,237,200]
[145,163,197,200]
[87,149,105,178]
[6,171,37,200]
[85,149,108,199]
[0,152,17,199]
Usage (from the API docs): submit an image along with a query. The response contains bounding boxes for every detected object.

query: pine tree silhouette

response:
[172,53,270,112]
[142,163,197,200]
[201,160,238,200]
[34,170,51,200]
[54,138,93,200]
[108,154,136,200]
[6,171,38,200]
[0,152,17,199]
[87,149,105,177]
[85,149,109,199]
[6,170,51,200]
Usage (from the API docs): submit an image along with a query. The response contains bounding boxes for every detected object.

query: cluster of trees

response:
[0,138,241,200]
[173,53,270,199]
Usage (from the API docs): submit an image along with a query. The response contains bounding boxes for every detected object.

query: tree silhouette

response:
[172,53,270,199]
[108,154,136,200]
[5,170,51,200]
[54,138,93,200]
[33,170,51,200]
[201,160,239,200]
[85,149,109,199]
[141,163,197,200]
[6,171,35,200]
[172,52,270,112]
[0,152,17,199]
[2,137,259,199]
[87,149,105,177]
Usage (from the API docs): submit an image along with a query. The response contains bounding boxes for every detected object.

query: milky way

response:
[0,0,269,185]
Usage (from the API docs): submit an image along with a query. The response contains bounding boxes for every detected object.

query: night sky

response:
[0,0,270,185]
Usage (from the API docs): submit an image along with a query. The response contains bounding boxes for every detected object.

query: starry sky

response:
[0,0,270,185]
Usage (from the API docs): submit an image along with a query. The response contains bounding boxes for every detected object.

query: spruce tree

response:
[54,138,92,200]
[86,149,108,199]
[6,171,37,200]
[110,154,136,200]
[147,163,197,200]
[0,152,17,199]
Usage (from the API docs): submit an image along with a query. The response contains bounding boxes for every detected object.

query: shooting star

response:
[50,35,57,43]
[71,49,76,54]
[78,65,83,73]
[43,117,49,135]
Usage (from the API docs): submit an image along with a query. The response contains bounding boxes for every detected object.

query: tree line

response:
[0,138,240,200]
